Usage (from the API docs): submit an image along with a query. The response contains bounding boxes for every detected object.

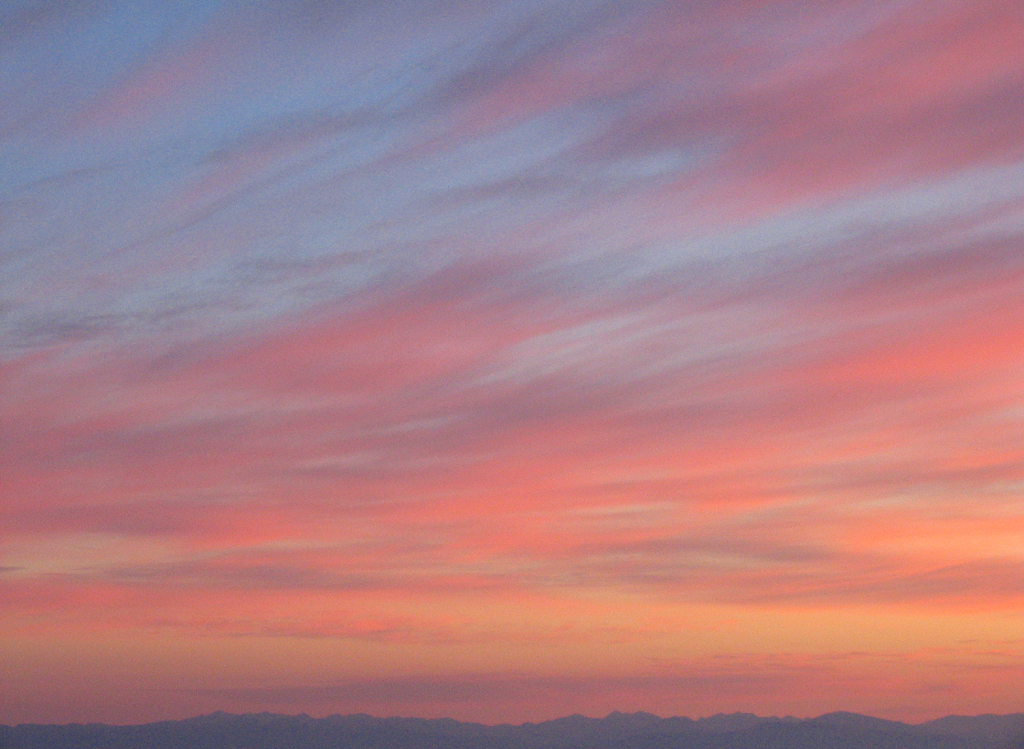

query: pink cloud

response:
[5,0,1024,724]
[68,14,251,137]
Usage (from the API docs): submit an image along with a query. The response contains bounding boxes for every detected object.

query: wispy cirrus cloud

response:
[3,0,1024,724]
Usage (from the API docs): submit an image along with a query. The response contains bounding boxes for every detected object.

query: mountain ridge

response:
[3,710,1024,748]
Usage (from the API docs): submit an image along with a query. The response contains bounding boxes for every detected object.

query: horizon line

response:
[9,709,1024,729]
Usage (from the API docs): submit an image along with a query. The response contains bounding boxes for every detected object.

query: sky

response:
[2,0,1024,727]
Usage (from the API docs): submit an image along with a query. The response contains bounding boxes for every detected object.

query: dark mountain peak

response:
[921,714,1024,743]
[546,713,592,726]
[182,710,237,723]
[812,711,909,729]
[4,710,1024,749]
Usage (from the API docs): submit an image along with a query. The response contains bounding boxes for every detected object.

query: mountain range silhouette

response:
[4,710,1024,749]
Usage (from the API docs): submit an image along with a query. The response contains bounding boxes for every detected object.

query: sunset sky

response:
[3,0,1024,727]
